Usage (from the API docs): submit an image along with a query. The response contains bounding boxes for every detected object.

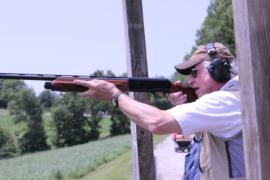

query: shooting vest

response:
[199,132,245,180]
[199,91,245,180]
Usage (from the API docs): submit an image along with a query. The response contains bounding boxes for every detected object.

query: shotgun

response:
[0,72,197,102]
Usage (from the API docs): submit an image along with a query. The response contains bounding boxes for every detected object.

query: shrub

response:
[110,109,130,135]
[0,127,20,159]
[51,93,91,147]
[9,89,49,153]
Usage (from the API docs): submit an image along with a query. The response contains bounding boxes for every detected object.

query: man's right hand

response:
[168,81,187,105]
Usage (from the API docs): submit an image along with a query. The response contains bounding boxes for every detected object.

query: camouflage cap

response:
[175,42,235,75]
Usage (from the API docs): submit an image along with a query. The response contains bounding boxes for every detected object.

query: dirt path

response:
[154,135,186,180]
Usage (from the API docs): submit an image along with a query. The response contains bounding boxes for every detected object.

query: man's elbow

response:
[148,124,169,135]
[146,120,181,135]
[139,111,179,135]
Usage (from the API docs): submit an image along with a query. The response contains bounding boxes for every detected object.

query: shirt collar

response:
[221,76,240,91]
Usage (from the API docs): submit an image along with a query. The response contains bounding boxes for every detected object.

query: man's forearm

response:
[117,93,181,134]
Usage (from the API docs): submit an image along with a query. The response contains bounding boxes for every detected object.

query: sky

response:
[0,0,209,94]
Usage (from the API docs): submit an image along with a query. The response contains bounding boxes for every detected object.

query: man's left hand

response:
[73,79,119,101]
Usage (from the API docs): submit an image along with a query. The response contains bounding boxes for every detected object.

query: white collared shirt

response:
[168,76,241,138]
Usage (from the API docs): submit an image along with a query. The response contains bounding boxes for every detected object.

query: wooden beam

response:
[232,0,270,179]
[122,0,156,180]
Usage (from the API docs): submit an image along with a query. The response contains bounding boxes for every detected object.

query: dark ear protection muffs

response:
[205,43,231,83]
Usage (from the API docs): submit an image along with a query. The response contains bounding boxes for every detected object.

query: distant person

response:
[74,42,245,180]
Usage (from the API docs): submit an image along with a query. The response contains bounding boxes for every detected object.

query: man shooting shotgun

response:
[0,42,245,180]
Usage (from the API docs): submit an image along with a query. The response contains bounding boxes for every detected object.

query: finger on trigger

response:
[177,91,184,96]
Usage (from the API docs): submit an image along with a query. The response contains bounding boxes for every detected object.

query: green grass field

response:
[78,134,167,180]
[0,134,131,180]
[79,150,133,180]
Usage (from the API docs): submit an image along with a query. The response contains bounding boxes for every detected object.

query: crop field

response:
[0,134,131,180]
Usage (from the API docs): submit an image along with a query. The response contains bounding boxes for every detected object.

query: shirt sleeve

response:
[167,91,242,138]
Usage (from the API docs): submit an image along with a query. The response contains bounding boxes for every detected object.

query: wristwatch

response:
[112,91,123,107]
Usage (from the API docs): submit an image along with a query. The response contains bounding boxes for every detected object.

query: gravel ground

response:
[154,135,186,180]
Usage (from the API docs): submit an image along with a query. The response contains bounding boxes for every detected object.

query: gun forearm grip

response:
[44,81,88,92]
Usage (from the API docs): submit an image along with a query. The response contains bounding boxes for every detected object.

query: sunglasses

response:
[191,68,198,78]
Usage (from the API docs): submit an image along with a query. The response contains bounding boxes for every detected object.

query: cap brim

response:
[174,59,203,75]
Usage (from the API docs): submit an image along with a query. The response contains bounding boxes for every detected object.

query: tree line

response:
[0,71,130,158]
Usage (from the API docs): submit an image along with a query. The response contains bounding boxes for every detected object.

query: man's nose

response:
[187,75,194,85]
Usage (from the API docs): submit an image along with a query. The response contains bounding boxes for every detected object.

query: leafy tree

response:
[182,0,234,60]
[15,122,49,153]
[51,93,91,147]
[8,88,49,153]
[91,70,106,76]
[84,99,111,139]
[109,108,130,135]
[0,80,26,108]
[195,0,235,54]
[0,80,6,108]
[106,70,117,77]
[150,94,172,110]
[0,99,7,109]
[38,90,59,110]
[0,127,20,159]
[0,80,3,89]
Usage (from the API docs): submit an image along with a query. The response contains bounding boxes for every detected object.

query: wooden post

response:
[122,0,156,180]
[232,0,270,179]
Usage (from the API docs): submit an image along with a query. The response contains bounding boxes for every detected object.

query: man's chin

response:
[195,89,201,97]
